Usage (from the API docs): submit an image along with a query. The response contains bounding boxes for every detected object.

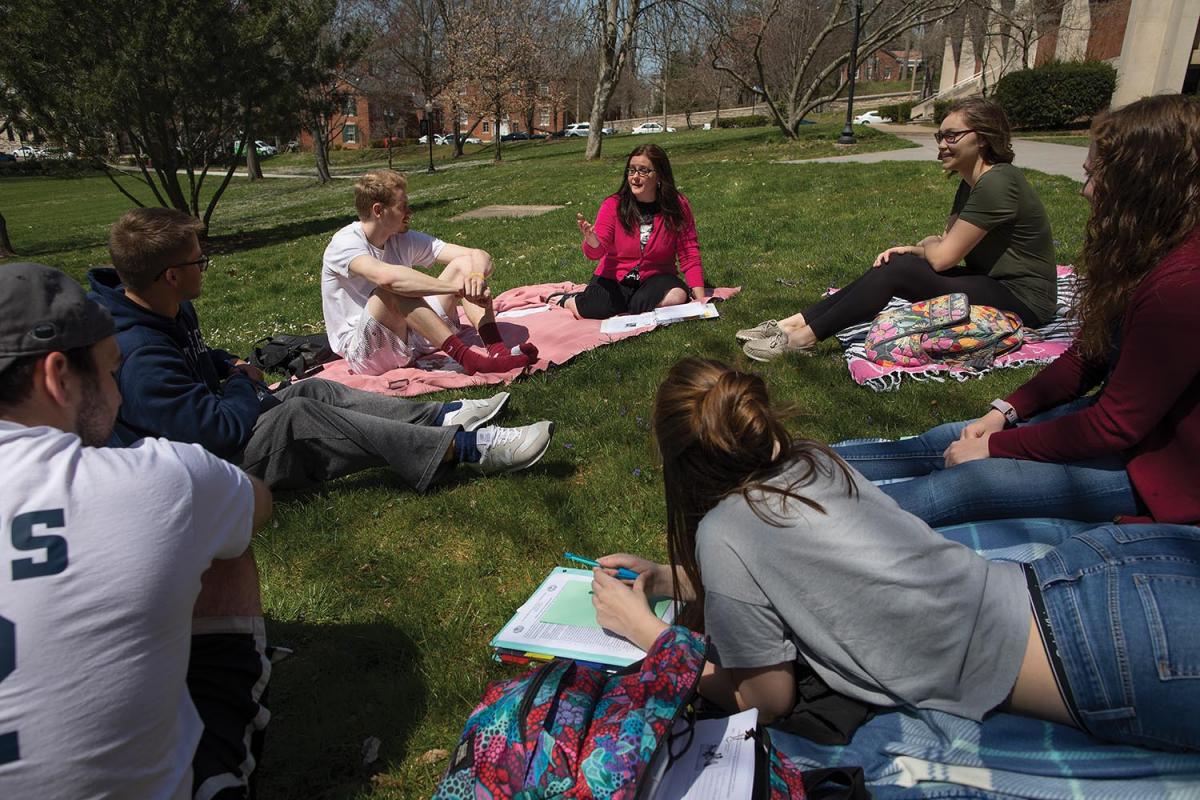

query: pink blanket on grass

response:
[311,281,741,397]
[835,265,1079,392]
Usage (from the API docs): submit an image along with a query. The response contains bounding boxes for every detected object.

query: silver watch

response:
[990,398,1019,426]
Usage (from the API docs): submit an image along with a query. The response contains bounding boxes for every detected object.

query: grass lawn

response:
[0,123,1089,799]
[1015,133,1092,148]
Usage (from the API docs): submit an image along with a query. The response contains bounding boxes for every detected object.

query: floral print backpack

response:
[863,293,1024,370]
[433,626,811,799]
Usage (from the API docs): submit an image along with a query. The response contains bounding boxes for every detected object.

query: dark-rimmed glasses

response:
[626,166,655,177]
[155,255,211,281]
[934,129,976,144]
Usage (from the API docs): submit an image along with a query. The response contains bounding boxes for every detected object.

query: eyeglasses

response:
[155,255,210,281]
[934,128,976,144]
[626,166,655,177]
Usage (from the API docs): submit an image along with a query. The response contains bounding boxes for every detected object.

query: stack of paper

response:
[491,568,676,669]
[641,709,760,800]
[599,301,720,334]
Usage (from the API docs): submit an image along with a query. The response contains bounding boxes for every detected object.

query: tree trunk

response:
[493,106,503,163]
[246,143,262,181]
[312,129,332,182]
[245,112,263,181]
[0,212,14,258]
[584,74,617,160]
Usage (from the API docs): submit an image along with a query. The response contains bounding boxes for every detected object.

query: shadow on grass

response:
[7,233,113,259]
[257,619,426,799]
[206,197,462,255]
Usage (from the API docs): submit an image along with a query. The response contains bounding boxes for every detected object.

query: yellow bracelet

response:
[468,271,487,280]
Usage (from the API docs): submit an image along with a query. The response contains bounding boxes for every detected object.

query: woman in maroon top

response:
[833,93,1200,527]
[553,144,706,319]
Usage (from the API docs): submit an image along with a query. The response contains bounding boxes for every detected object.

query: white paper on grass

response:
[599,302,720,334]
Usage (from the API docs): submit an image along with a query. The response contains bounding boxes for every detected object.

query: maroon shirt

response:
[988,226,1200,524]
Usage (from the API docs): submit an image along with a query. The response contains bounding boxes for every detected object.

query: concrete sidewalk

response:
[777,125,1087,182]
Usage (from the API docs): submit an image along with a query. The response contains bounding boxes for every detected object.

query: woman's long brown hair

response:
[653,358,856,629]
[1076,94,1200,358]
[614,143,686,234]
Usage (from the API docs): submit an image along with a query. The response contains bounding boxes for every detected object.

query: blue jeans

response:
[833,398,1139,526]
[1030,523,1200,751]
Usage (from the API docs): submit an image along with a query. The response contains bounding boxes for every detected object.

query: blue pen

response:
[564,552,639,581]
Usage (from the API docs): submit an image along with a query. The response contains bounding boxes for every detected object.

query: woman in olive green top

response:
[740,97,1057,361]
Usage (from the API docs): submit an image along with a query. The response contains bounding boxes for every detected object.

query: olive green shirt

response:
[951,163,1057,326]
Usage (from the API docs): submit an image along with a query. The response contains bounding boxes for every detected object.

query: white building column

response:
[1112,0,1200,107]
[938,31,959,93]
[1055,0,1091,61]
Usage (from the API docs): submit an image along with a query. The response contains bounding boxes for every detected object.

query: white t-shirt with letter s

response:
[0,422,254,799]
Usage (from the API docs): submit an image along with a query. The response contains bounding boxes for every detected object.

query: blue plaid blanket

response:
[772,518,1200,799]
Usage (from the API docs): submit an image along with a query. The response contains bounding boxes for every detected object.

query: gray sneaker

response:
[443,391,510,431]
[742,330,814,362]
[474,421,556,474]
[735,319,781,343]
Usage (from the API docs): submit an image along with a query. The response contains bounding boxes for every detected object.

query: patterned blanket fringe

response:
[851,353,1063,393]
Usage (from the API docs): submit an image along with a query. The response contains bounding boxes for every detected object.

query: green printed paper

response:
[540,580,672,628]
[541,580,599,626]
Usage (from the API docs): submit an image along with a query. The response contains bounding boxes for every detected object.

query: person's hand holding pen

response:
[596,553,697,601]
[590,567,666,651]
[576,213,600,249]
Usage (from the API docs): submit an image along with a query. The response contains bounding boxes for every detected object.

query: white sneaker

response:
[441,391,510,431]
[473,421,555,475]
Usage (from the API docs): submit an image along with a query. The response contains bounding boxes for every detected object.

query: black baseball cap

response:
[0,263,115,372]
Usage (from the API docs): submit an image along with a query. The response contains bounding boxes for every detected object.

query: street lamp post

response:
[837,0,864,146]
[383,109,395,170]
[425,101,435,174]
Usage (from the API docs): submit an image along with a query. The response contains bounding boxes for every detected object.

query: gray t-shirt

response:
[696,452,1029,721]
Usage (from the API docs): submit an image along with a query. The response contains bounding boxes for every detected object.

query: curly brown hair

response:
[1075,94,1200,358]
[653,357,855,629]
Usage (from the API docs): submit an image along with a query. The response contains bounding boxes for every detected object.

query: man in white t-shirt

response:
[322,169,539,376]
[0,263,274,799]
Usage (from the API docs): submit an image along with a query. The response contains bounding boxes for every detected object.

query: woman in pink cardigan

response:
[554,144,707,319]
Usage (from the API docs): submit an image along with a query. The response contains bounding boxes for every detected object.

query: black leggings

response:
[802,253,1035,341]
[573,273,689,320]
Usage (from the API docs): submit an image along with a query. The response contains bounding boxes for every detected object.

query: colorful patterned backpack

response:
[863,293,1024,369]
[434,626,810,799]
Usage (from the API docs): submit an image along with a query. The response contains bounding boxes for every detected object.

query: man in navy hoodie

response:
[89,207,555,490]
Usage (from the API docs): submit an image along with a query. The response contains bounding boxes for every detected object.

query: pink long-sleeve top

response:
[581,194,705,289]
[988,226,1200,525]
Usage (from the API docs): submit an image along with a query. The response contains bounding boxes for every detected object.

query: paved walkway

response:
[777,124,1088,182]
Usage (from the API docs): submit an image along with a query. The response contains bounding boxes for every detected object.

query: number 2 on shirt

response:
[1,509,70,766]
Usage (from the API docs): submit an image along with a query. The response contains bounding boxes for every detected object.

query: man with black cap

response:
[0,263,273,798]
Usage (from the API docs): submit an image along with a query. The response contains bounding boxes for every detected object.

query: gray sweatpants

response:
[236,378,456,491]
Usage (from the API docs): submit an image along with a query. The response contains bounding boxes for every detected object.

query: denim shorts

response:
[1028,523,1200,751]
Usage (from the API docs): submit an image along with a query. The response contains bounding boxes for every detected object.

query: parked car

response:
[40,147,77,160]
[563,122,590,137]
[602,126,617,136]
[12,145,42,159]
[853,110,892,125]
[500,131,531,141]
[0,151,15,162]
[254,140,278,156]
[631,122,675,135]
